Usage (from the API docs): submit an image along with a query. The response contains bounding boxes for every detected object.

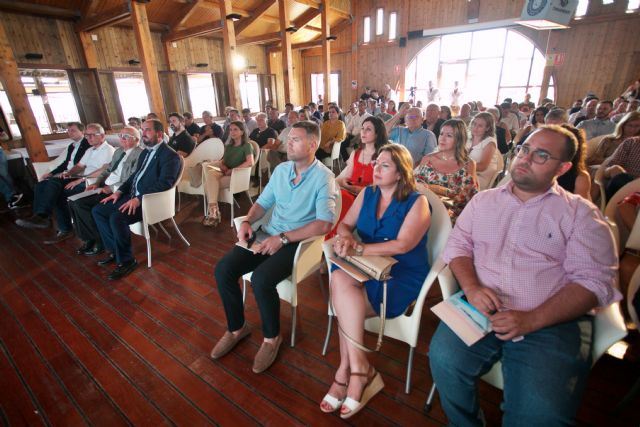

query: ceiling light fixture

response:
[226,13,242,21]
[326,35,337,41]
[285,26,298,33]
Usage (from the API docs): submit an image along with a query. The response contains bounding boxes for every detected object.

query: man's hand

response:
[258,235,283,256]
[65,178,84,189]
[237,221,253,242]
[118,197,141,215]
[86,184,98,191]
[100,186,113,195]
[465,285,502,317]
[490,310,537,341]
[100,191,121,204]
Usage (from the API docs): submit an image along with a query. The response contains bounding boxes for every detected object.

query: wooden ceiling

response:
[0,0,352,48]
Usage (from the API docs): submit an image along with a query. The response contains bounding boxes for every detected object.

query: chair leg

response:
[177,191,181,211]
[170,218,190,246]
[245,191,253,205]
[424,383,437,413]
[290,305,297,347]
[405,346,415,394]
[242,279,246,304]
[230,199,234,227]
[158,222,171,239]
[146,237,152,268]
[322,315,333,356]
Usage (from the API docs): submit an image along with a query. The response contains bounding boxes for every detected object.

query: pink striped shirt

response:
[442,182,621,311]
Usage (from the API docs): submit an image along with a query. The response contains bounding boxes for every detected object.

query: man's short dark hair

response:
[308,102,317,108]
[147,112,159,119]
[147,119,164,133]
[128,116,141,126]
[169,112,184,122]
[68,122,85,132]
[285,102,294,108]
[599,100,614,108]
[292,120,320,142]
[241,108,251,114]
[183,112,193,119]
[540,125,577,162]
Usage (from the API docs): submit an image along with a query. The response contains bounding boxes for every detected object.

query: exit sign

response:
[546,53,566,66]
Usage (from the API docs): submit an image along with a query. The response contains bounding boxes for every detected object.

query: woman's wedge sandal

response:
[320,378,348,413]
[340,367,384,419]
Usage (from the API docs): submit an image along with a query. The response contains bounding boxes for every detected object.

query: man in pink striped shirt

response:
[430,126,622,426]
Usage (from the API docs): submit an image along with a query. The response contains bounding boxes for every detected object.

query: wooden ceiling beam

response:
[268,16,351,51]
[0,0,80,19]
[234,0,277,35]
[291,0,351,19]
[293,7,321,28]
[305,25,321,32]
[219,0,239,108]
[75,1,132,32]
[81,0,100,19]
[237,31,281,46]
[169,0,205,30]
[162,21,223,42]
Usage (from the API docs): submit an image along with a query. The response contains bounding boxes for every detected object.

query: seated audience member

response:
[249,112,278,147]
[468,112,499,190]
[385,103,437,166]
[458,103,472,126]
[280,103,294,126]
[366,98,380,116]
[330,116,387,238]
[267,110,299,169]
[544,107,569,125]
[587,111,640,166]
[430,125,621,427]
[92,119,181,280]
[415,119,478,222]
[610,98,629,119]
[344,102,358,129]
[556,125,592,201]
[242,108,258,134]
[183,112,201,139]
[520,93,535,110]
[127,116,142,130]
[376,102,393,122]
[221,109,241,141]
[612,99,639,123]
[168,112,195,156]
[487,107,512,154]
[16,123,114,244]
[317,105,347,161]
[569,99,583,115]
[387,100,398,116]
[267,107,286,134]
[422,104,446,138]
[603,136,640,201]
[0,136,25,210]
[511,102,527,127]
[320,144,430,418]
[69,126,143,255]
[211,121,337,373]
[344,100,372,160]
[499,102,519,136]
[577,100,615,139]
[309,102,323,123]
[297,109,311,123]
[440,105,452,121]
[622,78,640,101]
[513,106,549,146]
[571,97,598,126]
[201,121,254,227]
[198,110,223,143]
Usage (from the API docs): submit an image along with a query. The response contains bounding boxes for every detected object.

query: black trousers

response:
[214,243,299,338]
[605,173,635,202]
[68,193,108,245]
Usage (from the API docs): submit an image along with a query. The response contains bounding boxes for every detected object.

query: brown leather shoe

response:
[252,335,282,374]
[210,323,251,359]
[43,230,74,245]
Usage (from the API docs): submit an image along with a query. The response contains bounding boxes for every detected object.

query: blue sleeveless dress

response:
[336,186,430,318]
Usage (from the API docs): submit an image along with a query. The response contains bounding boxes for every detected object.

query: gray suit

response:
[69,146,143,246]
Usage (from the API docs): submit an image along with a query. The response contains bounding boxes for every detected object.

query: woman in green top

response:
[202,121,254,226]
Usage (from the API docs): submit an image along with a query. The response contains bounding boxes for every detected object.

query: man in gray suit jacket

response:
[69,126,143,256]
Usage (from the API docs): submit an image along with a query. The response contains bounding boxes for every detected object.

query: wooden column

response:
[0,21,46,161]
[131,0,166,125]
[350,0,358,102]
[219,0,240,108]
[162,42,181,112]
[78,31,98,69]
[320,0,331,109]
[397,0,410,102]
[278,0,294,104]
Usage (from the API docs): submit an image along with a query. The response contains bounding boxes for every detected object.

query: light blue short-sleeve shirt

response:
[389,127,437,164]
[257,159,338,236]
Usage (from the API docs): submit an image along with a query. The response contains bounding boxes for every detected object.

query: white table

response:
[6,139,73,163]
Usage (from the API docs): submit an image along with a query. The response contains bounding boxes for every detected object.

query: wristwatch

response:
[355,244,364,256]
[279,232,289,245]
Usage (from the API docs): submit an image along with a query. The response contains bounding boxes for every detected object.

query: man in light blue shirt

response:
[212,121,337,374]
[576,100,615,139]
[385,104,437,166]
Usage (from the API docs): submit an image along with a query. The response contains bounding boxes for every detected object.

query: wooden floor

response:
[1,194,639,426]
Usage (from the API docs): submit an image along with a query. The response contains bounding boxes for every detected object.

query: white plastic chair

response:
[586,135,608,159]
[322,139,345,173]
[177,138,224,215]
[218,166,253,227]
[321,188,453,393]
[129,158,190,267]
[486,152,505,189]
[234,191,342,347]
[248,139,261,179]
[424,259,628,412]
[258,147,272,194]
[32,153,67,181]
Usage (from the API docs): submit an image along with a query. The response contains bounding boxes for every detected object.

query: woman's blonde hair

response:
[471,112,496,140]
[376,144,417,201]
[440,119,470,164]
[614,111,640,139]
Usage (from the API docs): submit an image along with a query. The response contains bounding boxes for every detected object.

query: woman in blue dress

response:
[320,144,431,418]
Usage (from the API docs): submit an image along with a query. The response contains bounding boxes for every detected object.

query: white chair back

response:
[604,178,640,220]
[32,153,67,181]
[184,138,224,168]
[248,140,260,176]
[219,166,253,226]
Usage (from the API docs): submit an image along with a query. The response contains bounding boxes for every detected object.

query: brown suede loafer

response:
[210,323,251,359]
[252,335,282,374]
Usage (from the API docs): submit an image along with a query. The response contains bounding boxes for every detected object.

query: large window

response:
[239,73,261,112]
[311,73,340,105]
[187,73,218,117]
[114,72,150,120]
[405,28,554,107]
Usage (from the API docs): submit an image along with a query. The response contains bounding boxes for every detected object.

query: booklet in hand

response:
[329,254,397,282]
[235,228,271,254]
[431,290,492,346]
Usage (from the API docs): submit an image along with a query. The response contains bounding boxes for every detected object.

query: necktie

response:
[109,151,126,174]
[132,150,152,197]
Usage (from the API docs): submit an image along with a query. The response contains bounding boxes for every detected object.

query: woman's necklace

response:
[439,152,454,161]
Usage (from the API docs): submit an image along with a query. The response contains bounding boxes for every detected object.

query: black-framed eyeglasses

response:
[514,144,564,165]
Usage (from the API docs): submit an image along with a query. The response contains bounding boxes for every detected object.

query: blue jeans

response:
[429,317,593,427]
[0,149,15,202]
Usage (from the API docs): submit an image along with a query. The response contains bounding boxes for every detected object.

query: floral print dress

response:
[414,160,478,222]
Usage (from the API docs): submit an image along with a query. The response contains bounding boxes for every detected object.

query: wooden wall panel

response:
[166,37,225,73]
[93,26,166,71]
[269,50,303,108]
[0,12,84,68]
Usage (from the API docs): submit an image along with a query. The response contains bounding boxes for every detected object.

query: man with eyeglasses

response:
[385,103,437,166]
[429,125,621,426]
[67,126,143,256]
[17,123,114,245]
